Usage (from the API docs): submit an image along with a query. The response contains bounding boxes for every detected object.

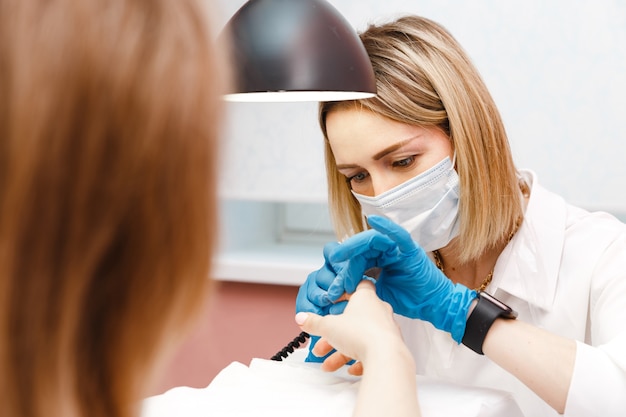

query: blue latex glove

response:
[329,215,477,343]
[296,235,393,362]
[296,235,392,316]
[296,242,347,363]
[295,242,348,316]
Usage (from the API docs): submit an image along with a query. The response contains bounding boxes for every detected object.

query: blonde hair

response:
[0,1,221,417]
[320,15,523,263]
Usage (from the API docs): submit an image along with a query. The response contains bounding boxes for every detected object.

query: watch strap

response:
[461,292,517,355]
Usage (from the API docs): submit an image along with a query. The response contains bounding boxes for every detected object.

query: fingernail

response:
[295,312,309,325]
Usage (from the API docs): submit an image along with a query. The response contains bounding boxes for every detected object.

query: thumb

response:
[295,311,324,336]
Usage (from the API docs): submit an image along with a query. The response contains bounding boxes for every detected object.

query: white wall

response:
[213,0,626,214]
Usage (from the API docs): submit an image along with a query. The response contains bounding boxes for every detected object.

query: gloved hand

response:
[295,242,348,316]
[329,215,477,343]
[296,233,394,316]
[296,233,396,363]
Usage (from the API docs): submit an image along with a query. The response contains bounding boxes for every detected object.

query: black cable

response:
[270,331,310,361]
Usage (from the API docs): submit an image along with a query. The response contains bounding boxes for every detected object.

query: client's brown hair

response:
[0,1,222,416]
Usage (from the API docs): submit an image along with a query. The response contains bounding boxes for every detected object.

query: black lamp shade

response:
[222,0,377,102]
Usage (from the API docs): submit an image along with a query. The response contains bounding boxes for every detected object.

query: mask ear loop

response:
[450,151,457,170]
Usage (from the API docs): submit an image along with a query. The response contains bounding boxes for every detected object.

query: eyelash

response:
[392,156,415,168]
[344,156,417,186]
[346,172,368,184]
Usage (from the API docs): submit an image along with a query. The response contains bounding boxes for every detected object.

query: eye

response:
[392,156,416,168]
[346,171,369,186]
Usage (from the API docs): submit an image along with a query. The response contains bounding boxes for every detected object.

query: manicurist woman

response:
[297,15,626,417]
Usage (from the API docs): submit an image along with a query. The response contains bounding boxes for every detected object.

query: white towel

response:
[142,356,524,417]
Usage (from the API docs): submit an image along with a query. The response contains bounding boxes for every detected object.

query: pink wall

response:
[151,281,303,395]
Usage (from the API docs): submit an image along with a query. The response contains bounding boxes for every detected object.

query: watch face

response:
[480,292,513,312]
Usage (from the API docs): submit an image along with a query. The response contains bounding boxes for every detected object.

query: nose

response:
[370,173,398,197]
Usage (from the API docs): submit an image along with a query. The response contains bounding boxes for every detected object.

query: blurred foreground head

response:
[0,1,223,416]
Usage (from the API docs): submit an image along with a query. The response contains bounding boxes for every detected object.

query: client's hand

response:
[295,280,406,376]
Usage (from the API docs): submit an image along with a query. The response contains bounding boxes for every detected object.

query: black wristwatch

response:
[462,291,517,355]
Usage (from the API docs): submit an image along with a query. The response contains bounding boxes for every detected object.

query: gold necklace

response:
[432,250,493,292]
[432,217,521,292]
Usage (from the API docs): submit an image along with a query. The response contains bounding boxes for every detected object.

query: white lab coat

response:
[396,170,626,417]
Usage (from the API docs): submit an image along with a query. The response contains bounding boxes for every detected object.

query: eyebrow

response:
[335,135,423,170]
[372,141,406,161]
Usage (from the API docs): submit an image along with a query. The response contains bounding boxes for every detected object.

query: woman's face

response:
[326,107,453,197]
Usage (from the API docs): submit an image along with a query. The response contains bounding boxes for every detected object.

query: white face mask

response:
[351,156,460,252]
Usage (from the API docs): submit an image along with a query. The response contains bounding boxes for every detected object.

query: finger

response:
[326,273,347,301]
[366,215,418,254]
[303,336,327,362]
[326,260,370,297]
[322,241,341,262]
[295,284,325,315]
[305,269,338,306]
[328,232,392,294]
[327,301,348,315]
[295,311,334,340]
[295,311,318,331]
[334,292,350,303]
[321,351,353,372]
[321,242,346,302]
[332,280,376,301]
[331,261,377,300]
[312,337,335,358]
[331,276,377,307]
[329,229,396,263]
[355,279,376,292]
[348,361,364,376]
[338,258,373,294]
